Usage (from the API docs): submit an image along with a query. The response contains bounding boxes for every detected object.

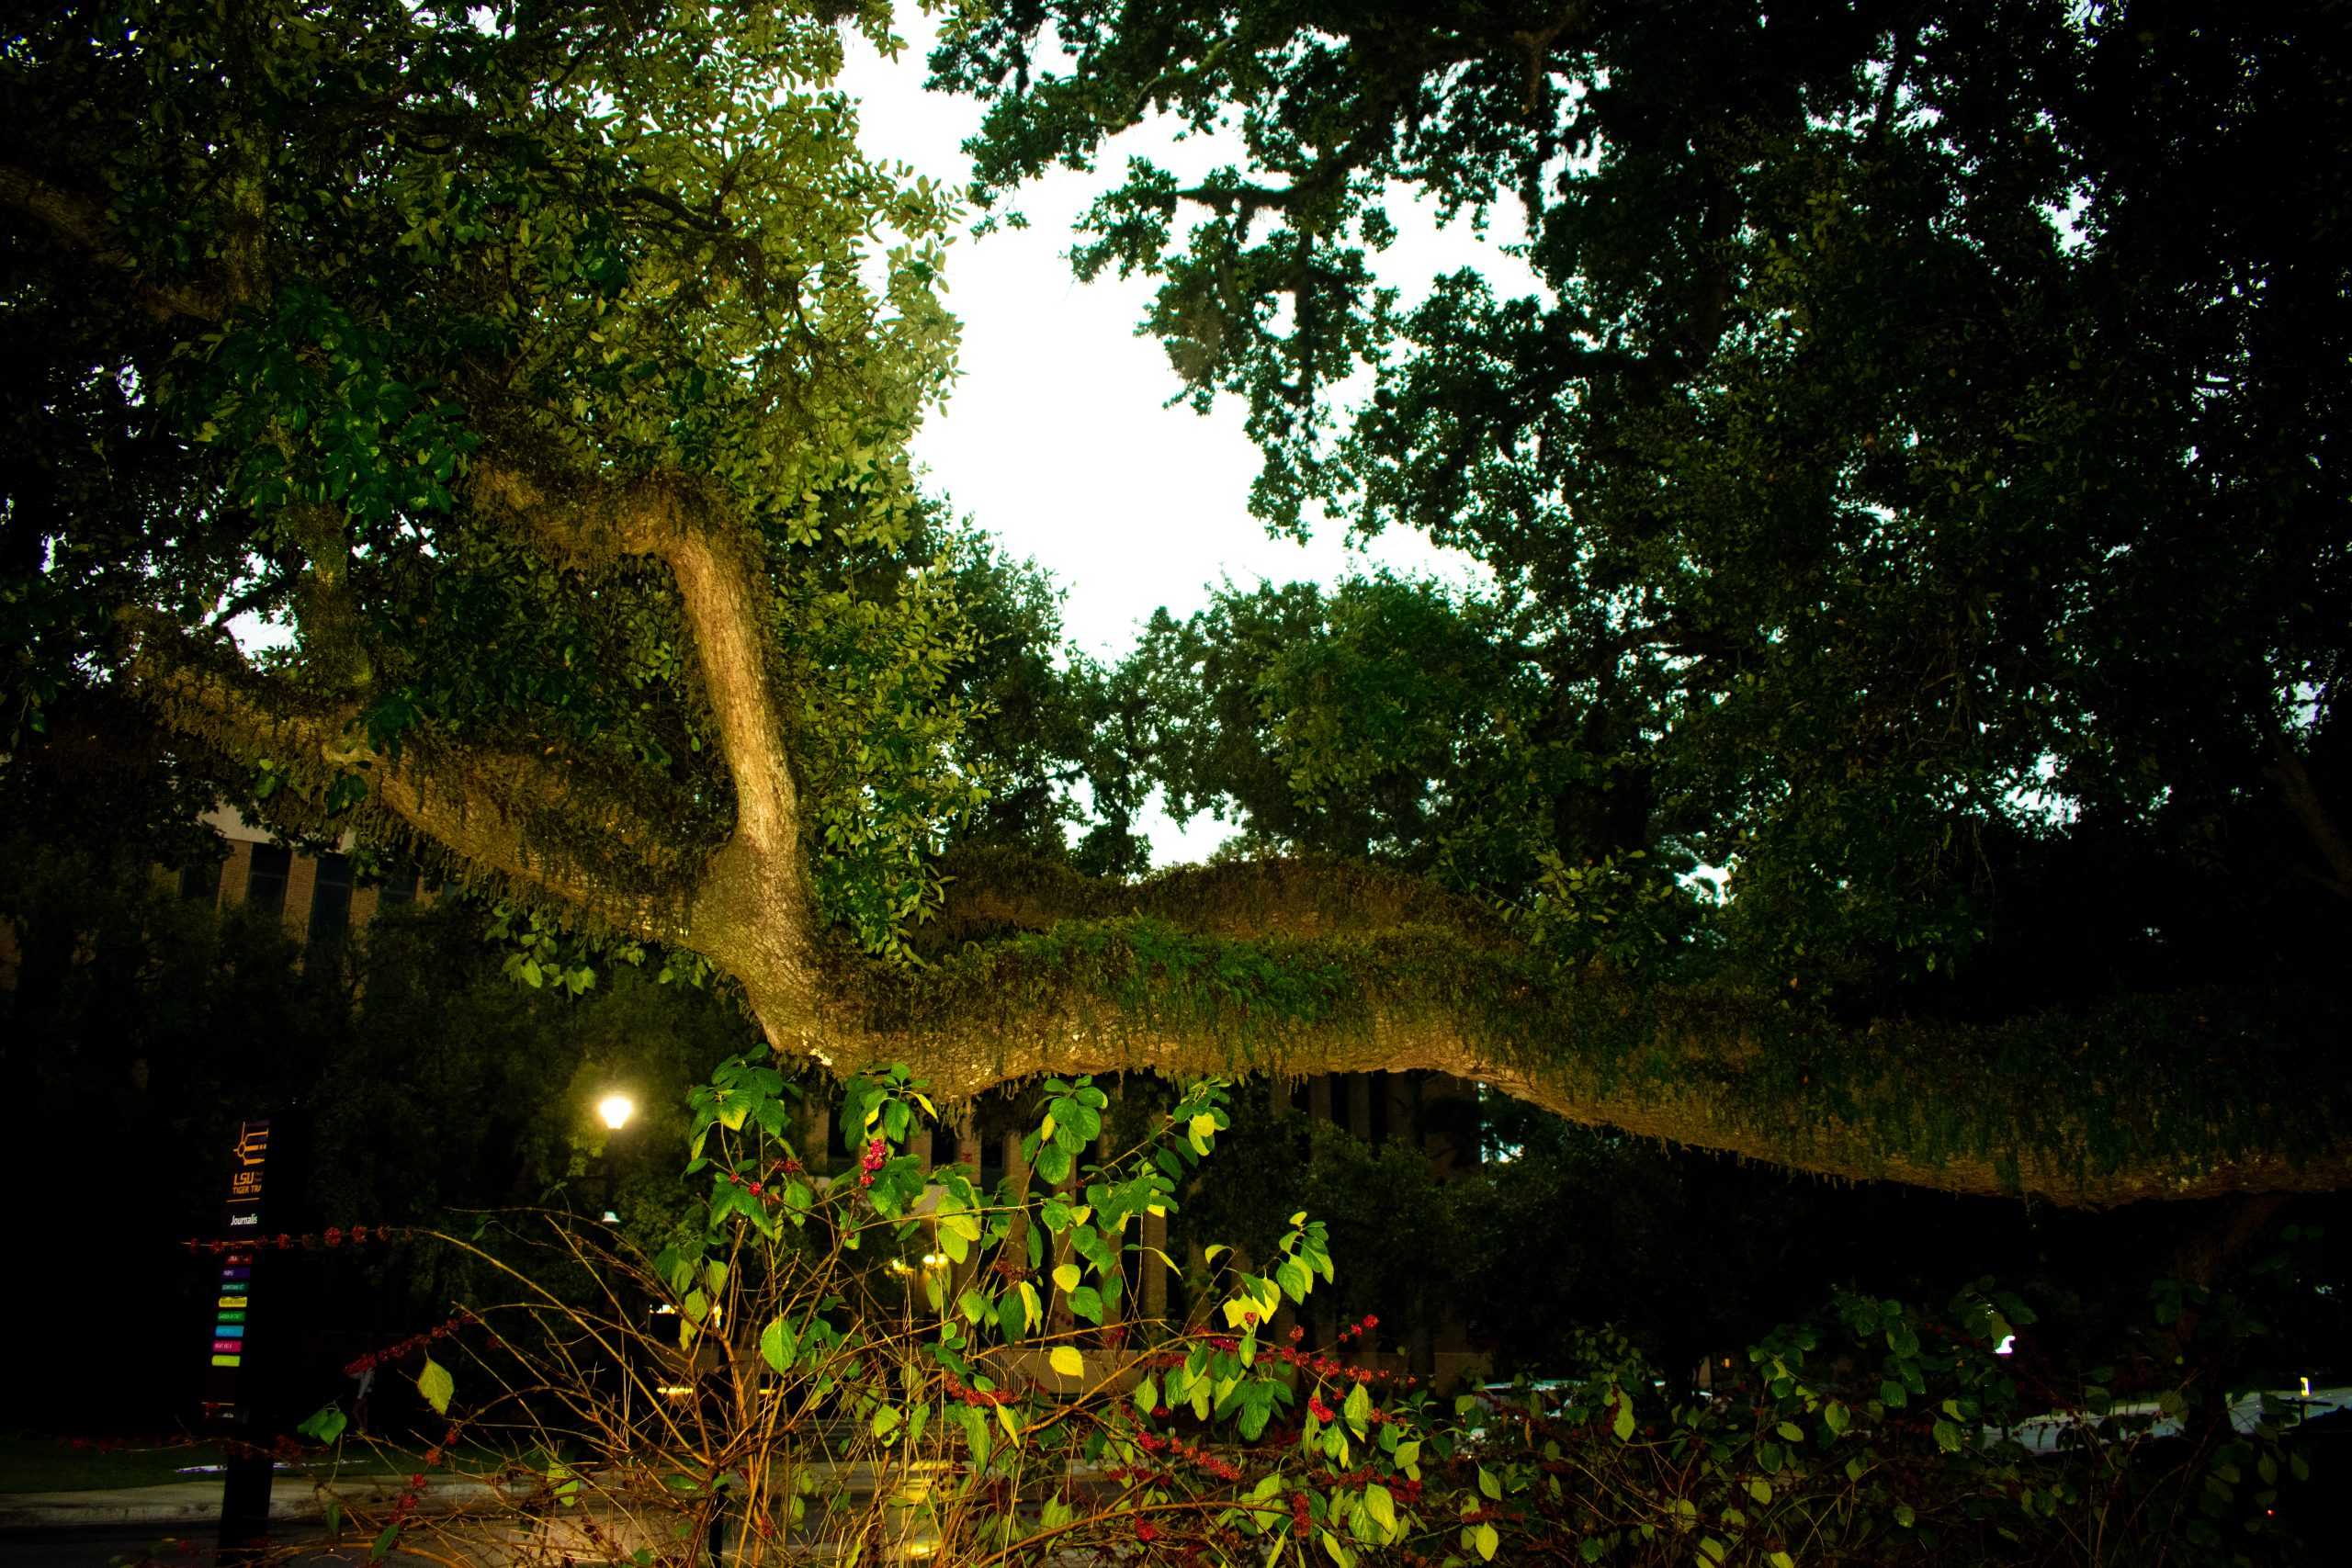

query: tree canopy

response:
[4,1,2347,1206]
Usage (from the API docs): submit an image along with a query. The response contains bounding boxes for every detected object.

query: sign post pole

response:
[204,1118,274,1562]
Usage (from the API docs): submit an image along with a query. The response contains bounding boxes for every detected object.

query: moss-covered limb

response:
[0,161,225,321]
[922,845,1505,949]
[816,908,2352,1208]
[469,456,818,1012]
[131,631,700,943]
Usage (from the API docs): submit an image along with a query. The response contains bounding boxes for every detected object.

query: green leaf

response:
[1474,1522,1499,1561]
[760,1316,797,1374]
[1612,1389,1636,1442]
[1052,1262,1081,1293]
[995,1292,1023,1345]
[1048,1345,1085,1379]
[296,1404,348,1443]
[416,1356,454,1416]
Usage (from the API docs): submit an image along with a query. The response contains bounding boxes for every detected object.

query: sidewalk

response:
[0,1472,498,1530]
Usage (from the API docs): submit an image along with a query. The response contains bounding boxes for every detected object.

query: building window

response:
[178,858,222,905]
[307,852,354,967]
[377,865,420,907]
[245,844,291,919]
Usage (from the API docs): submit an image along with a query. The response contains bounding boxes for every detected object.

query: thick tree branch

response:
[836,1008,2350,1209]
[0,164,224,321]
[135,638,695,945]
[2271,740,2352,901]
[797,851,2352,1210]
[468,457,822,1025]
[468,460,803,863]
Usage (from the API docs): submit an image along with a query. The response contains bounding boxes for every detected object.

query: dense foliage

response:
[938,0,2352,1007]
[2,0,981,959]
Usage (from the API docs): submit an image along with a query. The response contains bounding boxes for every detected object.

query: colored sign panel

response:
[201,1119,269,1416]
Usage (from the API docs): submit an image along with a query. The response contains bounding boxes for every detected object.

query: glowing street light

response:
[597,1092,636,1131]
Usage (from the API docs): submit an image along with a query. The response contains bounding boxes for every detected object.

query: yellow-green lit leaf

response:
[759,1316,797,1374]
[1053,1262,1081,1294]
[416,1357,453,1416]
[1048,1346,1085,1379]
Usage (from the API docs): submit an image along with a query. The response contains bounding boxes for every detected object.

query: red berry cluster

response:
[388,1470,428,1527]
[937,1369,1015,1407]
[1262,1344,1412,1389]
[1159,1431,1242,1482]
[343,1312,476,1377]
[858,1136,887,1188]
[182,1224,411,1254]
[722,1157,810,1209]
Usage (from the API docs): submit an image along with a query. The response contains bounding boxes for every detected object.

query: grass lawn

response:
[0,1434,230,1493]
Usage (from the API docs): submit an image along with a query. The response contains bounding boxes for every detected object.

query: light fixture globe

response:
[596,1092,636,1131]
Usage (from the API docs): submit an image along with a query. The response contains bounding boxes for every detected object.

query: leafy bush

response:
[293,1062,2317,1567]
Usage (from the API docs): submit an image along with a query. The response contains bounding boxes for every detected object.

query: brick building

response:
[169,806,435,964]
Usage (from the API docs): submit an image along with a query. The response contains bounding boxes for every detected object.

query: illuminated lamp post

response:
[590,1089,639,1450]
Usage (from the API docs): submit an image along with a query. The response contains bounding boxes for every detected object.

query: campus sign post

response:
[204,1118,275,1560]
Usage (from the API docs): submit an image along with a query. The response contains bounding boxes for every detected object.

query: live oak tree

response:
[931,0,2352,1193]
[4,1,2345,1206]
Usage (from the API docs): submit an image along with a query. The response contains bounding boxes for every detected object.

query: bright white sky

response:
[837,10,1536,862]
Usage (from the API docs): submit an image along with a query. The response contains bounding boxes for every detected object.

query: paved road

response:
[0,1522,435,1565]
